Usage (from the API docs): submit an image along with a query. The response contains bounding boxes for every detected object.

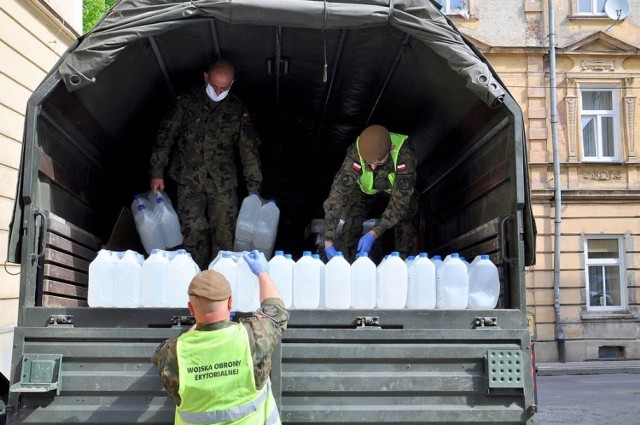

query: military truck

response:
[3,0,537,423]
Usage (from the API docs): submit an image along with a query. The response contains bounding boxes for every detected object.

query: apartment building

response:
[445,0,640,361]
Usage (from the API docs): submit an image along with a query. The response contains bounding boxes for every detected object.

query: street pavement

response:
[535,373,640,424]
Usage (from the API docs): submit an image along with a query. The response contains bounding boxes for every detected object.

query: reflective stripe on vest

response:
[356,133,408,195]
[178,381,277,424]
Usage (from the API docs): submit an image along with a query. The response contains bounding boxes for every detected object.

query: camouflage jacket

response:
[149,86,262,193]
[151,298,289,405]
[323,140,417,240]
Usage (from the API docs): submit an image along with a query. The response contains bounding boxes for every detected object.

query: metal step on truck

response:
[3,1,538,424]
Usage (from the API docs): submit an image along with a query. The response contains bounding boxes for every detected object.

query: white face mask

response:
[206,84,230,102]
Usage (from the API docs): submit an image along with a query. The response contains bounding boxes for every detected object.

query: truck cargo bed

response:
[5,1,536,423]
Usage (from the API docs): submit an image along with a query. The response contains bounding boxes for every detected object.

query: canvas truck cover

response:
[8,0,536,265]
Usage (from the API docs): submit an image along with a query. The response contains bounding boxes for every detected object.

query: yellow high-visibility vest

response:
[175,323,280,425]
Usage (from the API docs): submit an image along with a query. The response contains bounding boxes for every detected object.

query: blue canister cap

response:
[221,251,231,258]
[481,254,490,260]
[419,252,428,258]
[451,253,460,258]
[303,251,312,256]
[137,204,145,210]
[433,255,442,260]
[275,250,284,256]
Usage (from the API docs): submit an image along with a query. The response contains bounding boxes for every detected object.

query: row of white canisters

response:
[210,250,500,311]
[88,249,200,308]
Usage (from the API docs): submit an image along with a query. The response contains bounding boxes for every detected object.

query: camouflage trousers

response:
[176,176,238,270]
[338,189,417,263]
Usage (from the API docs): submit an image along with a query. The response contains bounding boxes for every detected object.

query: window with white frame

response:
[577,0,606,14]
[580,88,620,161]
[585,236,625,310]
[437,0,469,15]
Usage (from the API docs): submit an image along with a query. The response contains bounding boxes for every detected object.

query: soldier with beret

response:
[323,125,418,262]
[149,60,263,269]
[152,250,288,425]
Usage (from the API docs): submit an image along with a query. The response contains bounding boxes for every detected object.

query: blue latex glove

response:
[325,245,337,260]
[243,250,269,275]
[357,233,376,255]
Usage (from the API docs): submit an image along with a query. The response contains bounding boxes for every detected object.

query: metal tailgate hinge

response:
[171,316,196,328]
[472,317,498,329]
[47,315,74,327]
[354,316,380,328]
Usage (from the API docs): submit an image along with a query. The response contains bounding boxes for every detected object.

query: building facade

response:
[0,0,80,379]
[447,0,640,362]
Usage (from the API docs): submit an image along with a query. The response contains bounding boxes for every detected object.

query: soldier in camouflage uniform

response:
[150,60,262,269]
[152,250,288,422]
[323,125,418,262]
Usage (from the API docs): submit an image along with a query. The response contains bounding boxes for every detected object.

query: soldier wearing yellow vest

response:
[152,250,288,425]
[323,125,418,262]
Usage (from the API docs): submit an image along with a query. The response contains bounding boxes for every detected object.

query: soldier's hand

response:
[357,233,376,255]
[325,245,337,260]
[243,250,269,275]
[150,178,165,194]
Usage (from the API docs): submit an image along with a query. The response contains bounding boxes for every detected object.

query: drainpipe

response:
[547,0,566,362]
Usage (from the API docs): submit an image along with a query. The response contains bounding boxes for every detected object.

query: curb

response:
[536,363,640,376]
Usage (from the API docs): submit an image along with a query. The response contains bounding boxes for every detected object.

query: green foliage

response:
[82,0,118,34]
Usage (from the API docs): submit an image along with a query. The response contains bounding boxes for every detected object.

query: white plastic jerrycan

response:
[324,252,351,309]
[269,251,293,309]
[312,254,326,308]
[154,191,183,249]
[236,255,260,312]
[133,204,165,254]
[293,251,321,309]
[88,249,117,307]
[406,252,436,309]
[468,254,500,309]
[350,252,377,309]
[209,251,240,309]
[431,255,443,269]
[141,249,170,307]
[131,193,151,217]
[234,193,262,251]
[436,253,469,309]
[113,250,144,308]
[166,249,201,308]
[376,251,408,309]
[253,200,280,260]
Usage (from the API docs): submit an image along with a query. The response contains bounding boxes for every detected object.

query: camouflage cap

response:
[357,125,391,161]
[188,270,231,301]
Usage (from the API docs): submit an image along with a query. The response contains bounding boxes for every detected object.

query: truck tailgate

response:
[8,310,535,424]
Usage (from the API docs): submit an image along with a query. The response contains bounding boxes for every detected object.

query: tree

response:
[83,0,118,34]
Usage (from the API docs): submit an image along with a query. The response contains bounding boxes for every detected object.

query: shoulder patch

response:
[397,164,407,172]
[259,304,280,317]
[341,173,356,188]
[351,162,362,172]
[397,176,412,190]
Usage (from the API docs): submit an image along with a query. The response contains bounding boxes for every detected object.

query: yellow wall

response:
[0,0,77,377]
